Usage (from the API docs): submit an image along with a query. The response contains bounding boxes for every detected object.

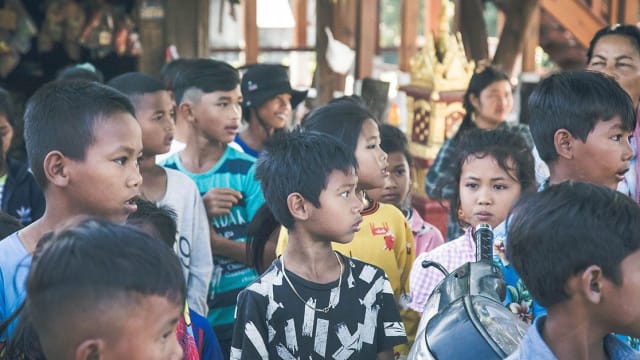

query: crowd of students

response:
[0,23,638,360]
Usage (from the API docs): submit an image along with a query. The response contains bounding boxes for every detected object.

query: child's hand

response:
[203,188,243,217]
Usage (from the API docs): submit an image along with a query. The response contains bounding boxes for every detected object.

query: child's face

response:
[599,249,640,338]
[367,151,410,208]
[354,119,388,190]
[458,154,522,229]
[191,86,242,144]
[136,91,175,156]
[470,80,513,128]
[569,117,633,190]
[256,92,292,129]
[100,295,183,360]
[306,168,364,244]
[0,114,13,157]
[587,34,640,106]
[66,113,143,223]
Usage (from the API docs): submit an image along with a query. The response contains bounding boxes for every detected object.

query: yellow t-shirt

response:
[275,201,418,356]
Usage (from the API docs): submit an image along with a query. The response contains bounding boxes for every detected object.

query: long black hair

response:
[454,65,511,140]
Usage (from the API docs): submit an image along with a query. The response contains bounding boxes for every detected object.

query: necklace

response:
[281,251,343,313]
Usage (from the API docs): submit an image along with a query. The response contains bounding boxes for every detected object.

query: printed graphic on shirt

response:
[369,222,395,251]
[231,255,407,359]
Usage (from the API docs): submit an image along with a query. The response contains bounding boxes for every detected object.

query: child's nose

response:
[128,169,143,188]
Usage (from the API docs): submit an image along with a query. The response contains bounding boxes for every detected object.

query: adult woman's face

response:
[587,34,640,107]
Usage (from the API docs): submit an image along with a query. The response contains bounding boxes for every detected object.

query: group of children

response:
[0,26,637,360]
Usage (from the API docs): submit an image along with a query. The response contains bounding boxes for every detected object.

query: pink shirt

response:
[407,207,444,255]
[408,230,475,313]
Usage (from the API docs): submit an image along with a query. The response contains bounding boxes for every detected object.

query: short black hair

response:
[107,72,166,104]
[127,197,178,248]
[528,70,636,163]
[172,59,240,105]
[507,181,640,308]
[160,58,191,91]
[587,24,640,63]
[302,97,376,154]
[56,63,104,83]
[445,128,536,228]
[27,218,186,356]
[24,80,136,188]
[379,124,412,168]
[256,128,358,229]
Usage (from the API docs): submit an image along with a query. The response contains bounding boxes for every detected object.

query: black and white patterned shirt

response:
[231,253,407,359]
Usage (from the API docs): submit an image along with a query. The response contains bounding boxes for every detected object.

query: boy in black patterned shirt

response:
[231,129,406,359]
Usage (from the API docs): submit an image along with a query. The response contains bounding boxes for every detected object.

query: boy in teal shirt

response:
[161,59,264,357]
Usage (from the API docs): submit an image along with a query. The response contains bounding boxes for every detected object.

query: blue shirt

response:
[0,232,31,339]
[507,316,640,359]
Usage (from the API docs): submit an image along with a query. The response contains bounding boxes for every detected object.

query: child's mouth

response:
[124,196,139,213]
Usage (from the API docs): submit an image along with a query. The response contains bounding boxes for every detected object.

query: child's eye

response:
[494,184,508,190]
[340,191,350,199]
[611,134,623,141]
[395,169,406,176]
[464,183,478,189]
[114,157,127,165]
[217,102,229,108]
[589,61,605,67]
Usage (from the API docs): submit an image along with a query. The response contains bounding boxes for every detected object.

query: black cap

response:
[241,64,308,109]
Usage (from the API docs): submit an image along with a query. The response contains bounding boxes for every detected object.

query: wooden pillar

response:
[243,0,258,64]
[293,0,307,47]
[138,2,165,75]
[315,0,334,105]
[165,0,209,58]
[522,4,540,72]
[610,0,619,24]
[399,0,420,71]
[196,0,210,57]
[356,0,378,78]
[622,0,639,24]
[591,0,603,16]
[424,0,441,37]
[458,0,489,61]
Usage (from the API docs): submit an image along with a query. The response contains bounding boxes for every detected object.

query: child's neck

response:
[174,116,190,143]
[18,201,84,254]
[139,155,167,202]
[548,162,580,188]
[240,118,272,151]
[180,133,227,173]
[542,306,609,360]
[283,227,342,284]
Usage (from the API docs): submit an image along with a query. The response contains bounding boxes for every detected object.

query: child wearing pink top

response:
[408,128,536,313]
[368,124,444,255]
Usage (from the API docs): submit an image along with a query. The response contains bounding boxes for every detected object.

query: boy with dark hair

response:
[128,198,224,360]
[489,70,640,326]
[233,63,307,158]
[232,129,406,359]
[506,181,640,359]
[528,70,636,191]
[108,72,213,317]
[162,59,265,356]
[27,218,185,360]
[0,80,143,339]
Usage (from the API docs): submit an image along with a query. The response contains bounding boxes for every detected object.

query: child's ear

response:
[553,129,574,160]
[469,93,480,111]
[579,265,604,304]
[178,102,195,123]
[287,192,310,221]
[75,338,104,360]
[43,151,70,187]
